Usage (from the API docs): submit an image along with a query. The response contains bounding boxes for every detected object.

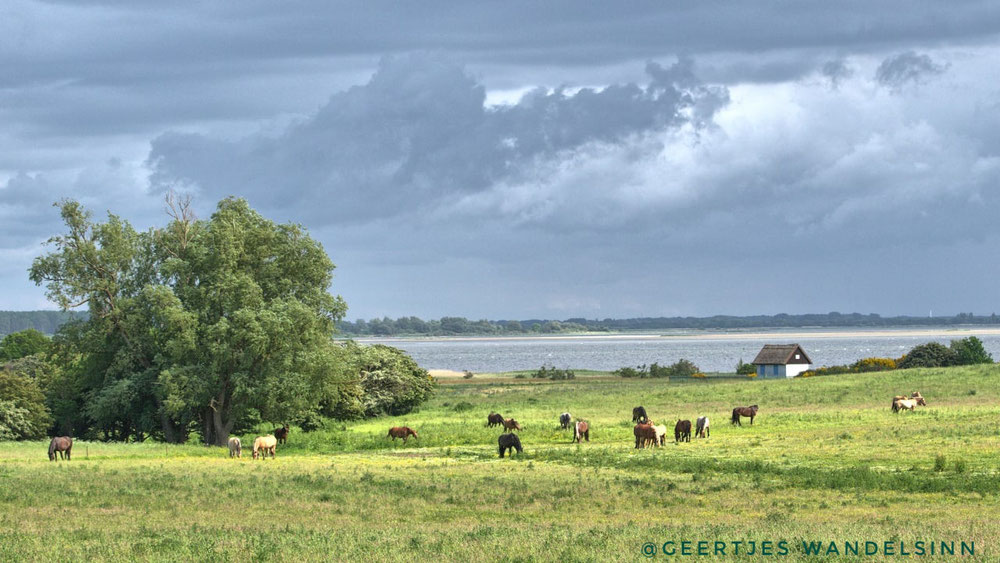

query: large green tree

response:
[0,329,51,362]
[31,196,348,445]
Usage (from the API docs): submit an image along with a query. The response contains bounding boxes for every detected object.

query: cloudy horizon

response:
[3,2,1000,321]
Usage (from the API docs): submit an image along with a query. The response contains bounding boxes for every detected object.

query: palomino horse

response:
[651,424,667,447]
[273,424,290,444]
[498,433,523,458]
[560,412,572,430]
[574,420,589,443]
[48,436,72,461]
[387,426,419,442]
[252,435,277,460]
[731,405,758,426]
[502,418,522,432]
[634,423,657,448]
[892,392,927,413]
[695,416,710,438]
[632,406,649,424]
[675,420,692,443]
[228,437,242,458]
[486,413,505,427]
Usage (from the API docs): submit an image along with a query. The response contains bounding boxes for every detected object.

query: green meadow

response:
[2,365,999,562]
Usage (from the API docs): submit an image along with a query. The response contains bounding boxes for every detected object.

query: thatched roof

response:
[752,344,811,365]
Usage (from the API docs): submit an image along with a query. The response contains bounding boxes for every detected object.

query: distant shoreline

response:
[353,326,1000,344]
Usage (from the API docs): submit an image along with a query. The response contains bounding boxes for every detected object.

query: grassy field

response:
[2,365,1000,561]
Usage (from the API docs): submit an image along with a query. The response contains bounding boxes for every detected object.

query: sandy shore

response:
[358,326,1000,344]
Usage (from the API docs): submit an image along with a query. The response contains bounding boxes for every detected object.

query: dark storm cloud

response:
[875,51,949,89]
[147,54,729,223]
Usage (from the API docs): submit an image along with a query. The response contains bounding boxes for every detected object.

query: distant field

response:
[2,365,999,561]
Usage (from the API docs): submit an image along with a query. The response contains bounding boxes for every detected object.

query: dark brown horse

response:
[274,424,290,444]
[387,426,419,443]
[574,420,589,443]
[632,406,649,424]
[731,405,758,426]
[498,433,523,457]
[674,420,692,443]
[634,423,657,448]
[559,412,572,430]
[486,412,505,427]
[48,436,72,461]
[502,418,522,432]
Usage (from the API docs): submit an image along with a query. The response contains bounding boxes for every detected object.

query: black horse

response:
[559,412,572,430]
[274,424,290,444]
[631,406,649,424]
[498,433,523,458]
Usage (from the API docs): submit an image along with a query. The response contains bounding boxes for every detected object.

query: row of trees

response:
[1,197,434,445]
[614,359,700,378]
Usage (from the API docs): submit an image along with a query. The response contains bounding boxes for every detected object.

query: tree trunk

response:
[209,392,235,447]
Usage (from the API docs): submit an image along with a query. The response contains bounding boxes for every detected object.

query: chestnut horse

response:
[574,420,589,443]
[498,433,523,457]
[731,405,758,426]
[486,413,505,427]
[228,437,242,458]
[48,436,72,461]
[632,406,649,424]
[273,424,290,444]
[387,426,419,442]
[502,418,522,432]
[675,419,692,443]
[634,423,657,448]
[252,435,277,460]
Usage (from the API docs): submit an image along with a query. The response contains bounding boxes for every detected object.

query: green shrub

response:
[735,359,757,375]
[898,342,957,369]
[950,336,994,365]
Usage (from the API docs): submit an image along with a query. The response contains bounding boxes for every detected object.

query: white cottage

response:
[752,344,812,378]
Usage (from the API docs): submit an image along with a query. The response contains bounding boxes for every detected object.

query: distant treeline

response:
[338,312,1000,336]
[0,311,87,336]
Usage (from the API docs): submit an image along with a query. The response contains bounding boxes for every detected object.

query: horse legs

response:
[750,415,754,425]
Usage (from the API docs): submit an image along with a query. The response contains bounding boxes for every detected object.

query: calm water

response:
[358,331,1000,373]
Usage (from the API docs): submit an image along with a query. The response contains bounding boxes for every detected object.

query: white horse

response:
[651,424,667,447]
[228,437,242,458]
[695,416,710,438]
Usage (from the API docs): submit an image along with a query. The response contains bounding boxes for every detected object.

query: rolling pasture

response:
[3,365,1000,561]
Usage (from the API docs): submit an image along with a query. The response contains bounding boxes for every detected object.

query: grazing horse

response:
[675,420,692,443]
[634,423,657,448]
[574,420,589,443]
[486,413,505,428]
[502,418,522,432]
[560,412,572,430]
[892,392,927,412]
[695,416,710,438]
[228,437,242,458]
[252,435,277,460]
[652,424,667,447]
[892,398,925,413]
[731,405,758,426]
[387,426,419,442]
[273,424,290,444]
[48,436,72,461]
[632,406,649,424]
[498,433,523,458]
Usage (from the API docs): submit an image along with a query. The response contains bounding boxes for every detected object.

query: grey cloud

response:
[876,51,948,89]
[147,54,729,224]
[821,59,854,88]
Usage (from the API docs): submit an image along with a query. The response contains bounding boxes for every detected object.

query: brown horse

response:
[502,418,522,432]
[252,435,277,460]
[273,424,290,444]
[486,413,505,427]
[48,436,72,461]
[574,420,589,443]
[632,406,649,424]
[634,423,657,448]
[387,426,419,442]
[731,405,758,426]
[674,419,692,442]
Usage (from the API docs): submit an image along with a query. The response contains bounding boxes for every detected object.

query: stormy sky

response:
[3,1,1000,320]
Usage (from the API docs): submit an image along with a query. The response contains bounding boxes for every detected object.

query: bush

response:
[735,359,757,375]
[670,359,700,378]
[898,342,957,369]
[462,370,475,379]
[614,366,643,378]
[532,364,576,380]
[850,357,897,372]
[950,336,994,365]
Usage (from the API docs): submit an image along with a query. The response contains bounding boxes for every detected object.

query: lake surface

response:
[357,330,1000,373]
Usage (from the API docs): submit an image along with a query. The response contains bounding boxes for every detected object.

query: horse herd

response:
[44,391,930,461]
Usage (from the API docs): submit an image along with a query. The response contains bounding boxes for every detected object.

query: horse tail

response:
[731,409,739,424]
